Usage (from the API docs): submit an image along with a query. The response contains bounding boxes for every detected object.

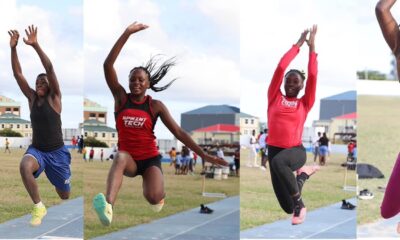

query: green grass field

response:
[240,149,356,230]
[358,95,400,224]
[0,148,83,223]
[84,161,239,239]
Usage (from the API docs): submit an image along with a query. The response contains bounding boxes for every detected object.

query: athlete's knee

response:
[19,158,35,174]
[57,190,70,200]
[114,153,129,166]
[145,191,164,205]
[270,158,282,171]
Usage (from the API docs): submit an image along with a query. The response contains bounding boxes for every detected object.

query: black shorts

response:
[135,155,163,176]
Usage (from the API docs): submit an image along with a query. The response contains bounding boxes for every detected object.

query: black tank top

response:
[30,97,64,151]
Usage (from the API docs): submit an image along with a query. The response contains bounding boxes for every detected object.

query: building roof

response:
[183,105,240,115]
[84,98,107,112]
[0,95,20,107]
[0,113,30,124]
[192,124,240,133]
[321,91,356,101]
[334,112,357,120]
[238,112,258,119]
[83,125,116,133]
[83,119,106,125]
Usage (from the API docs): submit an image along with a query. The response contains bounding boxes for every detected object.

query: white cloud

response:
[84,0,239,139]
[240,0,359,126]
[196,0,239,36]
[0,1,83,128]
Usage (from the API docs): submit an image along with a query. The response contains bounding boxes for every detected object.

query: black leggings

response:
[268,145,306,214]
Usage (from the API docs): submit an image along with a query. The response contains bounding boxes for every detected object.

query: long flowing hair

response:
[129,55,177,92]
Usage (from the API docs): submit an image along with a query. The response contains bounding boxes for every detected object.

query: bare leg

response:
[56,188,70,200]
[105,151,137,205]
[142,166,165,204]
[20,155,41,204]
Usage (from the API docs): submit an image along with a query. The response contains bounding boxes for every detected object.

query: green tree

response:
[0,128,23,137]
[84,136,108,147]
[357,70,387,80]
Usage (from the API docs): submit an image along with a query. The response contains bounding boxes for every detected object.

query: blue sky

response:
[0,0,83,128]
[84,0,239,139]
[240,0,400,127]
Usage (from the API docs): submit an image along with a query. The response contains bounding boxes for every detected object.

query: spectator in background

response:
[234,147,240,177]
[82,147,87,162]
[318,132,329,166]
[248,130,259,167]
[313,132,321,162]
[188,150,195,175]
[100,149,104,162]
[78,135,84,153]
[258,129,268,171]
[89,147,94,162]
[347,140,355,161]
[175,153,181,175]
[217,147,225,159]
[71,136,77,151]
[169,147,176,167]
[4,138,11,154]
[181,146,191,175]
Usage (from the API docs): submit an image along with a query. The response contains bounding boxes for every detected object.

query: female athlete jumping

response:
[267,25,319,225]
[93,22,227,226]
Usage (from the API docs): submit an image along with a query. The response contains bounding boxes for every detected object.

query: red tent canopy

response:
[334,112,357,120]
[192,124,239,133]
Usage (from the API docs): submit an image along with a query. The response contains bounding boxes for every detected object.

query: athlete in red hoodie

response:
[267,25,319,225]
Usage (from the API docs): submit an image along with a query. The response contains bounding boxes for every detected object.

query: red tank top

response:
[115,95,159,160]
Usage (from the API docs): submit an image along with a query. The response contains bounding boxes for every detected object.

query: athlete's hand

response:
[125,22,149,35]
[23,25,38,47]
[306,24,317,51]
[8,30,19,48]
[295,29,309,48]
[203,154,229,167]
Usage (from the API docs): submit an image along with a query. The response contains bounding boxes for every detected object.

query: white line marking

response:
[302,216,356,239]
[34,215,83,239]
[163,209,239,240]
[39,236,82,240]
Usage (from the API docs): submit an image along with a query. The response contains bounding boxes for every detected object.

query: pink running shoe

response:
[297,165,320,177]
[292,206,307,225]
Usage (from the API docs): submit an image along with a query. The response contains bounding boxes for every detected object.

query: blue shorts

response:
[180,156,191,166]
[319,146,329,156]
[25,145,72,192]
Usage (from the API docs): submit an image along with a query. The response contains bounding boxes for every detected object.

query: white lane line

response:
[34,215,83,239]
[163,209,239,240]
[302,216,356,239]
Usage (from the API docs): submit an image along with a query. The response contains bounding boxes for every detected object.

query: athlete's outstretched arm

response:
[303,25,318,110]
[24,25,61,98]
[156,101,228,166]
[104,22,148,109]
[268,30,308,103]
[9,30,35,101]
[376,0,400,55]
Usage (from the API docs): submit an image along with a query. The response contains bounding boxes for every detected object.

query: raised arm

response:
[23,25,60,98]
[104,22,148,109]
[9,30,35,101]
[268,30,308,103]
[376,0,400,56]
[303,25,318,110]
[155,101,228,166]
